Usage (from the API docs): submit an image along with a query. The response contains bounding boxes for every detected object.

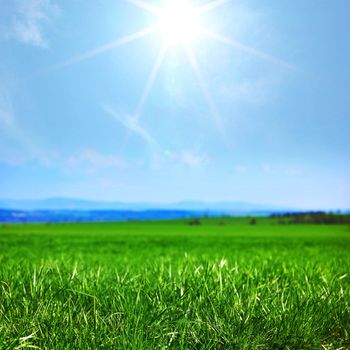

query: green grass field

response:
[0,218,349,349]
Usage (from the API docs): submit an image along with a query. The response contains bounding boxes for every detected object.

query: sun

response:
[157,1,201,46]
[57,0,296,135]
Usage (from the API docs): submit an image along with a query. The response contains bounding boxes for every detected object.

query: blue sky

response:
[0,0,349,209]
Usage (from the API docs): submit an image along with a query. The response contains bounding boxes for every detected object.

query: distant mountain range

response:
[0,198,288,212]
[0,198,347,223]
[0,209,210,224]
[0,198,294,223]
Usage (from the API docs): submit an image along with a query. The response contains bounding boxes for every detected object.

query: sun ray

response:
[203,29,299,72]
[52,26,157,71]
[126,0,161,15]
[185,46,225,135]
[199,0,231,13]
[133,44,168,122]
[102,103,156,146]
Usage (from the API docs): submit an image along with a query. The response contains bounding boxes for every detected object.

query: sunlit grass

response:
[0,218,349,349]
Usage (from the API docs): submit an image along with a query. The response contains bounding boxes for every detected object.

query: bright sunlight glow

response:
[57,0,296,137]
[158,1,201,46]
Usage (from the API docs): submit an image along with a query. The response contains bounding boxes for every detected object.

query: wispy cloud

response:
[0,87,55,166]
[152,150,210,169]
[219,78,277,105]
[262,163,272,173]
[0,91,24,148]
[0,91,15,129]
[0,92,26,165]
[234,165,248,174]
[101,104,156,146]
[66,148,126,172]
[284,166,302,176]
[260,163,302,176]
[1,0,59,47]
[178,150,210,167]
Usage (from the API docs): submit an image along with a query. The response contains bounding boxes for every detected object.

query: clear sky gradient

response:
[0,0,349,209]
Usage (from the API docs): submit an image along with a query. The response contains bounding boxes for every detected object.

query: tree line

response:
[271,212,350,225]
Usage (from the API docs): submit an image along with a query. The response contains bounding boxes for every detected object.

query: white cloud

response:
[66,148,127,171]
[0,80,62,167]
[1,0,59,47]
[152,150,210,169]
[234,165,248,174]
[262,163,272,173]
[219,78,276,105]
[260,163,302,176]
[99,178,114,188]
[284,166,302,176]
[0,92,15,128]
[179,150,209,167]
[0,90,39,165]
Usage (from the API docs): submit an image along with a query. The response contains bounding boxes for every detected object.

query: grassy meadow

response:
[0,217,349,349]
